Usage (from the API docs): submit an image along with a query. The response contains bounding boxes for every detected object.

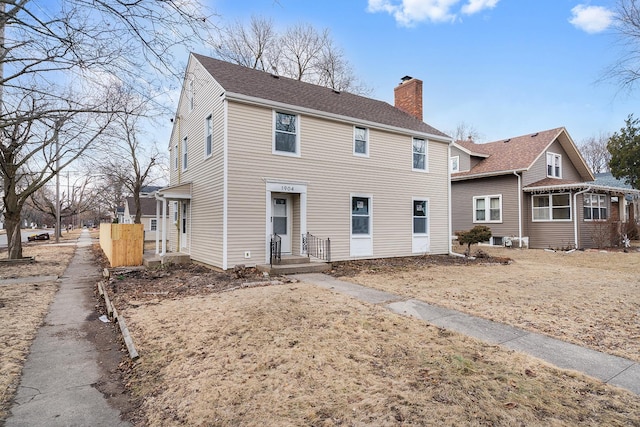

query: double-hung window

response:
[473,195,502,223]
[351,196,370,235]
[205,114,213,158]
[412,137,427,171]
[584,193,607,220]
[354,126,368,156]
[150,219,157,231]
[173,143,178,170]
[274,111,299,155]
[182,136,188,171]
[532,193,571,221]
[547,152,562,178]
[450,156,459,173]
[413,200,428,234]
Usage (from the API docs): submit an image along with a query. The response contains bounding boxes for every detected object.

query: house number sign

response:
[267,181,306,194]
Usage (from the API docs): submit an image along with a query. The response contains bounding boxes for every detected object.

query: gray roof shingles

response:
[192,53,449,138]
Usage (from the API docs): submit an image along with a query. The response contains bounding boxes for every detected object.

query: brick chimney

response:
[394,76,423,121]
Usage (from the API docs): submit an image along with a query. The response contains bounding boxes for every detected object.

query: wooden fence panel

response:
[99,223,144,267]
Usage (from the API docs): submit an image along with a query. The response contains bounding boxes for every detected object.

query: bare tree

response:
[29,174,98,231]
[449,122,484,142]
[212,16,370,94]
[579,132,611,173]
[608,0,640,91]
[0,1,215,258]
[91,91,165,225]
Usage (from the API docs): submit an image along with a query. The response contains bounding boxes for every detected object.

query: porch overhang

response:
[156,182,192,200]
[523,182,640,197]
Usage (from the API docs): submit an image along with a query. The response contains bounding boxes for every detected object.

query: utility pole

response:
[55,138,60,243]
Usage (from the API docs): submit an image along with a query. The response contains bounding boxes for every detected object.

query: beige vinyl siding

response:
[451,175,520,239]
[224,102,450,268]
[166,58,225,265]
[451,146,470,172]
[523,139,582,186]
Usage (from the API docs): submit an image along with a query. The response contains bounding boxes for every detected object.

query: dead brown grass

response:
[123,283,640,426]
[0,242,76,419]
[334,245,640,362]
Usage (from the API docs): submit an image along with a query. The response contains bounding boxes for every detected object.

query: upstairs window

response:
[354,126,368,156]
[182,136,188,171]
[205,114,213,158]
[547,152,562,178]
[150,219,157,231]
[274,112,299,155]
[450,156,459,173]
[173,143,178,170]
[412,137,427,171]
[474,195,502,223]
[584,193,607,221]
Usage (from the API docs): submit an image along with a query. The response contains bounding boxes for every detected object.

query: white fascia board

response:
[222,91,452,144]
[451,169,526,181]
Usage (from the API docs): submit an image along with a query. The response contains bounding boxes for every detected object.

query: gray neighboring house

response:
[155,53,453,270]
[451,127,640,249]
[123,196,167,241]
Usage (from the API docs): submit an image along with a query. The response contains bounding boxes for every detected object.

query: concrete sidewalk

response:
[292,273,640,396]
[6,230,130,427]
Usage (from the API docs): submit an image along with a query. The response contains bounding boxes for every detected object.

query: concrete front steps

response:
[257,255,331,275]
[143,252,191,268]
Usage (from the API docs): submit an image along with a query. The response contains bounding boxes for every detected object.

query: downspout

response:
[513,171,522,248]
[448,141,464,257]
[155,192,168,256]
[573,187,591,249]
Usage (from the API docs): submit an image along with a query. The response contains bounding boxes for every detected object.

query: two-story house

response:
[154,53,452,270]
[451,128,640,249]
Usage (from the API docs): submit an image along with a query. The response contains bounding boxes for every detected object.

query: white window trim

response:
[173,143,178,171]
[546,152,562,178]
[353,126,369,157]
[173,201,179,224]
[204,114,213,159]
[272,111,301,157]
[473,194,503,223]
[350,194,372,238]
[532,192,572,222]
[583,193,608,221]
[182,136,188,171]
[412,137,428,172]
[412,197,429,236]
[450,155,459,173]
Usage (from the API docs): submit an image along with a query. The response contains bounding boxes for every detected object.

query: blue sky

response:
[205,0,637,144]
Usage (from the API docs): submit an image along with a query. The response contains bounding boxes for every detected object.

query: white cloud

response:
[367,0,498,26]
[569,4,614,34]
[461,0,499,15]
[367,0,460,26]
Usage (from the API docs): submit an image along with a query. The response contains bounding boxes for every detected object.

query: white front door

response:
[272,195,292,254]
[180,202,188,251]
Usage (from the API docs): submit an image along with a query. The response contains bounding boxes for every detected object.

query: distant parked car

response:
[27,233,50,242]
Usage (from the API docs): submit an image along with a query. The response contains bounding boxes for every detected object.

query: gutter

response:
[573,187,591,249]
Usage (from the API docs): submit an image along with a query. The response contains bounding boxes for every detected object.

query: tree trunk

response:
[5,211,23,259]
[133,191,142,224]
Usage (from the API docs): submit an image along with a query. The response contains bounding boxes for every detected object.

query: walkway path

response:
[6,230,130,427]
[292,273,640,396]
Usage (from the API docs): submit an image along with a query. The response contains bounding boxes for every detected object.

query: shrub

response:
[456,225,492,256]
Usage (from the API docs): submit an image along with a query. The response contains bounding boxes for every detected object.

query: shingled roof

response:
[452,127,593,181]
[191,53,449,139]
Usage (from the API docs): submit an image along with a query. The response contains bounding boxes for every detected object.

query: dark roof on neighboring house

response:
[126,197,157,216]
[590,172,633,190]
[452,127,593,181]
[191,53,449,139]
[140,185,162,194]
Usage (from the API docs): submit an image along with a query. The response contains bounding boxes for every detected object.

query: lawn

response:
[116,246,640,426]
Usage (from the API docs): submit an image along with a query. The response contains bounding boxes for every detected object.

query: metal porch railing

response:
[302,232,331,262]
[270,234,281,266]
